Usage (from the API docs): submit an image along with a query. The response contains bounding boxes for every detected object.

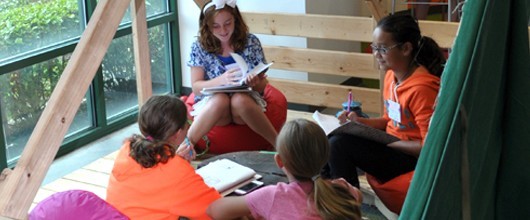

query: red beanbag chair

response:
[366,171,414,214]
[182,84,287,154]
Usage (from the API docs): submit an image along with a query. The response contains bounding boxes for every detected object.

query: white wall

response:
[177,0,307,88]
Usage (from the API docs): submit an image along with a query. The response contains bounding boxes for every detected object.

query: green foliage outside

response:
[0,0,168,140]
[0,0,80,137]
[0,0,80,58]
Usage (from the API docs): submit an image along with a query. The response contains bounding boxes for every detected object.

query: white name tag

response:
[387,99,401,123]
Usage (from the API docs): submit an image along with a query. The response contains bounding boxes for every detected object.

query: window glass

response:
[0,55,93,162]
[95,0,168,25]
[103,24,171,119]
[0,0,84,61]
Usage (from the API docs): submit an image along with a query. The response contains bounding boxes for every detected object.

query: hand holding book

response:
[201,53,273,95]
[229,52,272,86]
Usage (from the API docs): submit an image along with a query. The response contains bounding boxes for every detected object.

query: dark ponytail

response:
[129,135,175,168]
[377,14,446,77]
[415,36,445,77]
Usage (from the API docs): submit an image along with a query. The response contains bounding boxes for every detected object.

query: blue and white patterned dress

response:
[187,34,268,116]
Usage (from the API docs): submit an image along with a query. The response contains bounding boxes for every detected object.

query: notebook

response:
[312,110,400,145]
[196,159,260,196]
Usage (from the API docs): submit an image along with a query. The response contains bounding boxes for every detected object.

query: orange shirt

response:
[382,66,440,144]
[106,142,221,220]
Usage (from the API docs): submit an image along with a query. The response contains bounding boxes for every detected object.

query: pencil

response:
[185,137,193,158]
[347,91,352,112]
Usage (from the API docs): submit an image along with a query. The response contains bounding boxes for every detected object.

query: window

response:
[0,0,181,168]
[0,0,84,62]
[0,55,92,162]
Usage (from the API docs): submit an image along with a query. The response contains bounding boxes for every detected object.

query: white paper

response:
[312,110,400,144]
[230,53,273,85]
[312,110,342,135]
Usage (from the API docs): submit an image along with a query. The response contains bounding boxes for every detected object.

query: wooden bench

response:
[244,11,458,115]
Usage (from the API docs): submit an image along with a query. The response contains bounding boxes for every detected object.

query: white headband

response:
[203,0,237,14]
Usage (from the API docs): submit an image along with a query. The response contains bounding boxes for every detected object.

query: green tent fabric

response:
[400,0,530,219]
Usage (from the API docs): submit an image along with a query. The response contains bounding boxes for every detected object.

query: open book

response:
[196,159,261,196]
[312,110,400,145]
[201,53,273,95]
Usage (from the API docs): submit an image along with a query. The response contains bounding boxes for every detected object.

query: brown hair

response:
[198,2,248,54]
[128,95,187,168]
[276,119,361,220]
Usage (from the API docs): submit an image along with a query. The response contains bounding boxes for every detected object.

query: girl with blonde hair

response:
[207,119,362,220]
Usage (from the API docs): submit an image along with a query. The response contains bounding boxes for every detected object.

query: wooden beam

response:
[0,0,131,218]
[131,0,153,105]
[243,12,374,42]
[364,0,388,22]
[193,0,208,9]
[269,78,382,114]
[419,20,459,49]
[264,46,379,79]
[244,11,457,49]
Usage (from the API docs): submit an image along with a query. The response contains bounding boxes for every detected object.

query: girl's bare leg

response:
[187,93,232,145]
[230,93,277,146]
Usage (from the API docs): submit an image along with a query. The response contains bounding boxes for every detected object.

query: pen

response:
[347,91,353,112]
[259,151,277,155]
[185,137,193,158]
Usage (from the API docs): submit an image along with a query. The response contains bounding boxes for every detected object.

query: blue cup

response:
[336,101,369,118]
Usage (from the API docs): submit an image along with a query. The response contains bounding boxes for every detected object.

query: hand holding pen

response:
[176,136,195,162]
[338,91,359,124]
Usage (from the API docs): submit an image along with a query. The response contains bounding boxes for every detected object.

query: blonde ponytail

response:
[312,177,361,220]
[277,119,362,219]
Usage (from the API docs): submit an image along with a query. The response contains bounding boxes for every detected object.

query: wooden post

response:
[131,0,153,105]
[193,0,209,9]
[0,0,130,218]
[364,0,388,22]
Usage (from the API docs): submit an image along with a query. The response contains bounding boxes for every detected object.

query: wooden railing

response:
[243,11,458,114]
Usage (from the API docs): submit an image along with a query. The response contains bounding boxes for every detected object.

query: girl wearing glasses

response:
[323,14,445,213]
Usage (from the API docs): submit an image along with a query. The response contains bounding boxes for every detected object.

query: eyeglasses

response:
[370,43,401,54]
